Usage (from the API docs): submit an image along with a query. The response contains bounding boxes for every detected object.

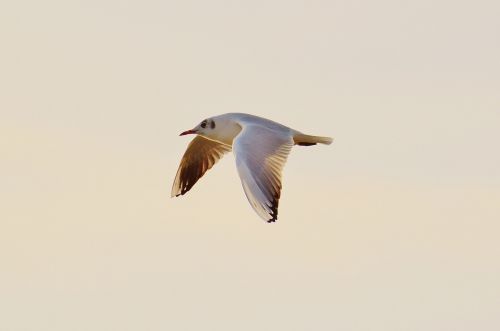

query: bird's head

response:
[179,118,217,138]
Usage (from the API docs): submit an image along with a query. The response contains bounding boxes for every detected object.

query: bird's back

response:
[227,113,298,136]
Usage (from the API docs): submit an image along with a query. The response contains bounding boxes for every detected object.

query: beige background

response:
[1,1,499,330]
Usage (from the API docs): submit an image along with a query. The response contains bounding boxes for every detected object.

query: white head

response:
[179,117,217,138]
[179,114,242,145]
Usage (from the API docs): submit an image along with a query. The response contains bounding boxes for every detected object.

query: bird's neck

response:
[205,121,242,146]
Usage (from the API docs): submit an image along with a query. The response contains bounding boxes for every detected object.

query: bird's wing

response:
[171,135,232,197]
[233,125,294,222]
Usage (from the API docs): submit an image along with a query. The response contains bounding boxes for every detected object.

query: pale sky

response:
[1,1,499,330]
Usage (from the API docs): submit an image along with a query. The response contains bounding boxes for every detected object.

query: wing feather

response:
[171,136,231,197]
[233,125,293,222]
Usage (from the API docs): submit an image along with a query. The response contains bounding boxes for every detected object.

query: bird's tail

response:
[293,133,333,146]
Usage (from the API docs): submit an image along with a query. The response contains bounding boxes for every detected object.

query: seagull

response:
[171,113,333,222]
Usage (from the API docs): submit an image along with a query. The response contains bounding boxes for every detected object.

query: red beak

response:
[179,129,197,136]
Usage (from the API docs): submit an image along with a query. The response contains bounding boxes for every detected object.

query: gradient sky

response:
[1,1,499,330]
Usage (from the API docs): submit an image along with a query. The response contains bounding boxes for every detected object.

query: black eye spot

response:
[210,120,215,129]
[200,120,207,128]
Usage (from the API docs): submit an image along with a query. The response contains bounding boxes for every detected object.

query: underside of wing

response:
[171,136,231,197]
[233,125,293,222]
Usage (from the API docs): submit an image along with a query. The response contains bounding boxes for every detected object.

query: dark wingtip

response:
[266,194,279,223]
[267,211,278,223]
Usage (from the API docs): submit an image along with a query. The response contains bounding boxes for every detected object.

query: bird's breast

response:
[208,122,243,146]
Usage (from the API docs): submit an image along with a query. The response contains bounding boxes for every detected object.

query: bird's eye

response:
[201,121,207,128]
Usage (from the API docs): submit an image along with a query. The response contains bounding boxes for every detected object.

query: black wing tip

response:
[266,207,278,223]
[172,188,189,198]
[265,194,279,223]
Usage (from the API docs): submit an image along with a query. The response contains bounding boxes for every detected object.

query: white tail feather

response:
[293,133,333,146]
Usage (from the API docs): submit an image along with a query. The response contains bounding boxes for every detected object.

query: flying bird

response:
[171,113,333,222]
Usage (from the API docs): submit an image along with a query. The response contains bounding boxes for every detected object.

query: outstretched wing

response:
[233,125,293,222]
[171,136,232,197]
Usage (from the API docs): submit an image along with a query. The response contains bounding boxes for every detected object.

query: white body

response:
[172,113,333,222]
